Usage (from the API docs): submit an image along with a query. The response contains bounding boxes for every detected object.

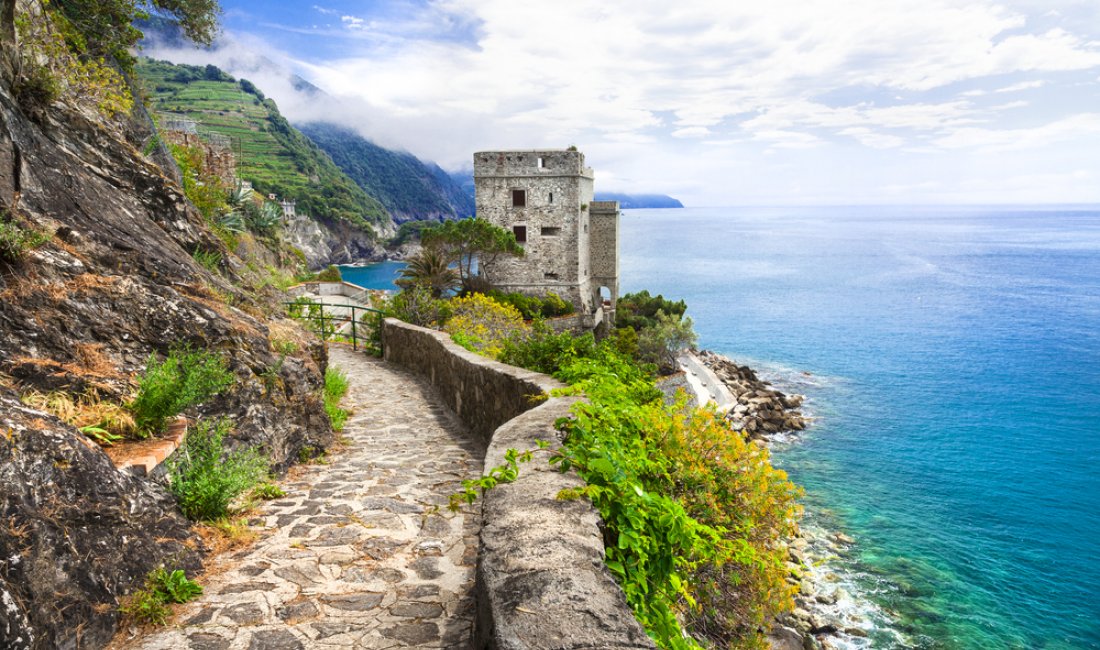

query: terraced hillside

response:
[137,58,389,230]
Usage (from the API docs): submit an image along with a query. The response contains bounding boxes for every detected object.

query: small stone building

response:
[160,116,238,188]
[474,149,619,331]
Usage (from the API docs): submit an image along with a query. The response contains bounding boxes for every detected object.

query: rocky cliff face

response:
[283,212,390,269]
[0,53,334,649]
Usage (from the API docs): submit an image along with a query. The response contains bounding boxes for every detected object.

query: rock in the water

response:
[768,625,805,650]
[833,532,856,545]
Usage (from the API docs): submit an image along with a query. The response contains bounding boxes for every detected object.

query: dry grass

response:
[12,354,119,384]
[194,517,258,555]
[43,274,121,303]
[20,389,136,440]
[44,281,69,302]
[66,273,120,295]
[73,343,118,377]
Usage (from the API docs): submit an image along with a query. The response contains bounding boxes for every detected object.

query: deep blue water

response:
[621,206,1100,649]
[342,206,1100,648]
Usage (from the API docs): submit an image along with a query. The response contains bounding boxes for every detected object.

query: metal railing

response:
[285,301,385,354]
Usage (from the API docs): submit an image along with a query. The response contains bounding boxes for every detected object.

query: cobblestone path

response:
[124,346,484,649]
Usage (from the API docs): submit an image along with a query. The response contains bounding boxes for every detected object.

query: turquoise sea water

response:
[342,206,1100,648]
[621,206,1100,649]
[338,261,406,290]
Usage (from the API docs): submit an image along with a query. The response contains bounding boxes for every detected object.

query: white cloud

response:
[988,100,1029,110]
[751,130,824,149]
[995,79,1047,92]
[671,126,712,139]
[933,113,1100,151]
[839,127,906,149]
[312,5,337,16]
[147,0,1100,203]
[340,15,365,30]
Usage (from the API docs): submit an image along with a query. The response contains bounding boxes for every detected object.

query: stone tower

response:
[474,149,619,330]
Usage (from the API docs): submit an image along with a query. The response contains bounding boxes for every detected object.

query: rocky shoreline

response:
[696,351,879,650]
[696,349,809,439]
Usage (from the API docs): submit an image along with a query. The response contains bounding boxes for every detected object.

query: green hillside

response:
[297,123,475,223]
[136,58,388,229]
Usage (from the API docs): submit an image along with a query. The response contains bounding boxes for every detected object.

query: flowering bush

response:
[444,293,529,359]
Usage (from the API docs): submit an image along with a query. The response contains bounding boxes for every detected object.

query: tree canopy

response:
[47,0,221,68]
[396,247,459,298]
[420,218,523,290]
[615,290,688,332]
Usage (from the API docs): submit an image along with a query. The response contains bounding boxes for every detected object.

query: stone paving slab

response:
[120,346,483,649]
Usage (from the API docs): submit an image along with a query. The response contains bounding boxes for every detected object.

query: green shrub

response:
[129,347,234,436]
[499,323,599,375]
[389,220,431,246]
[191,248,221,272]
[484,290,575,320]
[168,143,228,221]
[616,290,688,332]
[445,293,529,359]
[636,310,698,375]
[270,337,298,355]
[166,418,268,521]
[389,286,451,328]
[246,201,282,235]
[250,482,286,500]
[120,567,202,625]
[494,325,800,648]
[11,64,60,115]
[120,586,170,625]
[540,291,573,317]
[0,217,48,263]
[315,264,342,282]
[149,568,203,604]
[323,367,350,431]
[217,209,246,234]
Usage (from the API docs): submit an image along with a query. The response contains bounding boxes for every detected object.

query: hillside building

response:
[474,149,619,331]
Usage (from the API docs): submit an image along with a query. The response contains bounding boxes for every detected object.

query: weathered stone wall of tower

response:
[474,150,594,314]
[589,200,620,317]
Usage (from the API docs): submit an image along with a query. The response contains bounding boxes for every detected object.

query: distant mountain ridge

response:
[137,58,473,232]
[594,192,684,209]
[449,171,682,209]
[298,123,474,223]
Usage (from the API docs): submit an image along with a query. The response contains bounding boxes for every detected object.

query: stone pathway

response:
[122,346,483,649]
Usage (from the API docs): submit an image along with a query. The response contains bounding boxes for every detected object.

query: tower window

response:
[513,226,527,243]
[549,192,553,203]
[511,189,526,207]
[537,157,545,169]
[541,227,561,236]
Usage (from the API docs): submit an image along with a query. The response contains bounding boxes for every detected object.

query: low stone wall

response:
[381,319,655,649]
[287,280,377,304]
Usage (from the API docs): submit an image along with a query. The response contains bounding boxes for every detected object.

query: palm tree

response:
[396,247,459,298]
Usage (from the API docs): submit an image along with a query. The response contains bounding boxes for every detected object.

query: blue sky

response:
[147,1,1100,206]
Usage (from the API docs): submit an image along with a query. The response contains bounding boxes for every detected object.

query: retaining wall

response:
[381,319,655,649]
